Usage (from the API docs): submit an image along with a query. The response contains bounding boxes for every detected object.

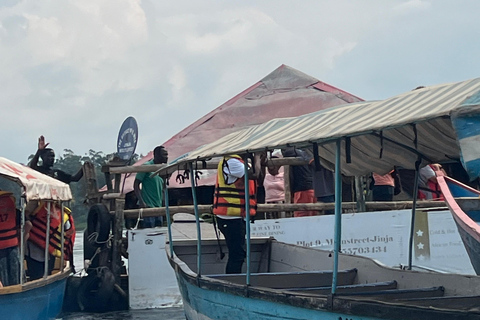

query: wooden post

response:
[83,162,98,202]
[112,198,125,285]
[355,176,366,212]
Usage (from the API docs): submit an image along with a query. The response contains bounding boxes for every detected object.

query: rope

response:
[133,208,144,230]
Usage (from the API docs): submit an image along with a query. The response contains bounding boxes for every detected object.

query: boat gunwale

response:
[438,176,480,243]
[0,268,70,295]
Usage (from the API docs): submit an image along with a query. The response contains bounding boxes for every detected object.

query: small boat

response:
[168,237,480,320]
[437,175,480,275]
[0,157,73,319]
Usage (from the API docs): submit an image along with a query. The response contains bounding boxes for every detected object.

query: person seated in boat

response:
[418,164,446,201]
[264,154,285,219]
[133,145,169,228]
[212,154,260,274]
[312,161,335,214]
[371,169,401,201]
[0,191,21,286]
[282,147,316,217]
[24,201,75,280]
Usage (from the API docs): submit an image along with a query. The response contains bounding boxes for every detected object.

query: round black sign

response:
[117,116,138,161]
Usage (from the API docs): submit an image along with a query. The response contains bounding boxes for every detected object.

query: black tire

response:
[86,204,111,247]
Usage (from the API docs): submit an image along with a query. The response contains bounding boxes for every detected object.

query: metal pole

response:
[243,156,251,286]
[332,139,342,294]
[189,162,202,276]
[408,158,421,270]
[60,202,65,272]
[19,197,25,285]
[164,180,174,257]
[43,202,51,279]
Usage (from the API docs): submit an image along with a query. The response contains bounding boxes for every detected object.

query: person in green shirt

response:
[134,146,168,228]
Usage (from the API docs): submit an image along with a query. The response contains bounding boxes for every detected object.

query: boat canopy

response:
[167,77,480,179]
[0,157,72,201]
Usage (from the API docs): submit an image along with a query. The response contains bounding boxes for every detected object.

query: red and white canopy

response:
[0,157,72,202]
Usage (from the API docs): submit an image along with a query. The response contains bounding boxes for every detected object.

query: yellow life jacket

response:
[213,155,257,217]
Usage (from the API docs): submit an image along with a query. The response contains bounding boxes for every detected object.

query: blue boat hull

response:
[176,271,381,320]
[0,273,68,320]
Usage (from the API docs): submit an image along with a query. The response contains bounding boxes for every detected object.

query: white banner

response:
[251,209,475,275]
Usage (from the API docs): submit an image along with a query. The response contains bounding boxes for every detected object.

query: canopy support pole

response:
[164,180,174,258]
[43,202,51,279]
[332,139,342,294]
[244,155,251,286]
[189,162,202,277]
[19,198,25,285]
[60,202,65,272]
[408,157,422,270]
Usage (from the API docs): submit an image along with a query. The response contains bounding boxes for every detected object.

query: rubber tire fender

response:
[86,204,111,247]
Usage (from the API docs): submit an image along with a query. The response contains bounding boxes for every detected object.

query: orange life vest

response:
[29,202,75,258]
[0,191,19,250]
[213,155,257,217]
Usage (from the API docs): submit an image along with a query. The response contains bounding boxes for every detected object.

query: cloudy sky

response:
[1,0,479,164]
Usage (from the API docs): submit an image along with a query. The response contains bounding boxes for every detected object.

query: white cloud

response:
[0,0,480,163]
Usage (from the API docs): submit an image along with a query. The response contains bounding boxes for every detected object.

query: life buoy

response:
[86,204,111,247]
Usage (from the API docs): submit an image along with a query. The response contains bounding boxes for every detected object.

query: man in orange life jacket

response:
[213,154,261,274]
[26,136,83,279]
[0,191,21,287]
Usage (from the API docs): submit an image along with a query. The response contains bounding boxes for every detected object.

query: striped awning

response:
[168,77,480,178]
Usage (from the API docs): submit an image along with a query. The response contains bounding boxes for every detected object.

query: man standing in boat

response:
[213,154,261,274]
[26,135,82,279]
[134,146,168,228]
[29,135,84,183]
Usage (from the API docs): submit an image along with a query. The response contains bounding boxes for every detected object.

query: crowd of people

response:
[211,147,450,274]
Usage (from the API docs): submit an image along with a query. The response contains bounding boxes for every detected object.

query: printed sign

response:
[117,116,138,161]
[251,209,475,274]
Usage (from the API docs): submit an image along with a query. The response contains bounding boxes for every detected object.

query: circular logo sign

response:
[117,116,138,161]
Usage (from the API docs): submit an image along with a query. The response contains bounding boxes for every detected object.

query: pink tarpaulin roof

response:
[119,64,363,193]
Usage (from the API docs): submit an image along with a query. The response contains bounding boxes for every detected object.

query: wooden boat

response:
[0,157,73,319]
[168,237,480,320]
[153,77,480,319]
[437,175,480,275]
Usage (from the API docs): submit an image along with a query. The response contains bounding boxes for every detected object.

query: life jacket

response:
[213,155,257,217]
[418,165,445,201]
[0,191,19,250]
[428,165,445,201]
[52,208,75,260]
[29,202,75,259]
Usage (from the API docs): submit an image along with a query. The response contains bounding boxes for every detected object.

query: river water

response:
[59,231,185,320]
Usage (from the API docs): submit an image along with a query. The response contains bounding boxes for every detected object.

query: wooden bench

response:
[285,280,398,295]
[340,286,445,300]
[207,268,357,289]
[398,295,480,311]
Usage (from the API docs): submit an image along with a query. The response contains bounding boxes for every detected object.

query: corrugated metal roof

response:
[171,77,480,177]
